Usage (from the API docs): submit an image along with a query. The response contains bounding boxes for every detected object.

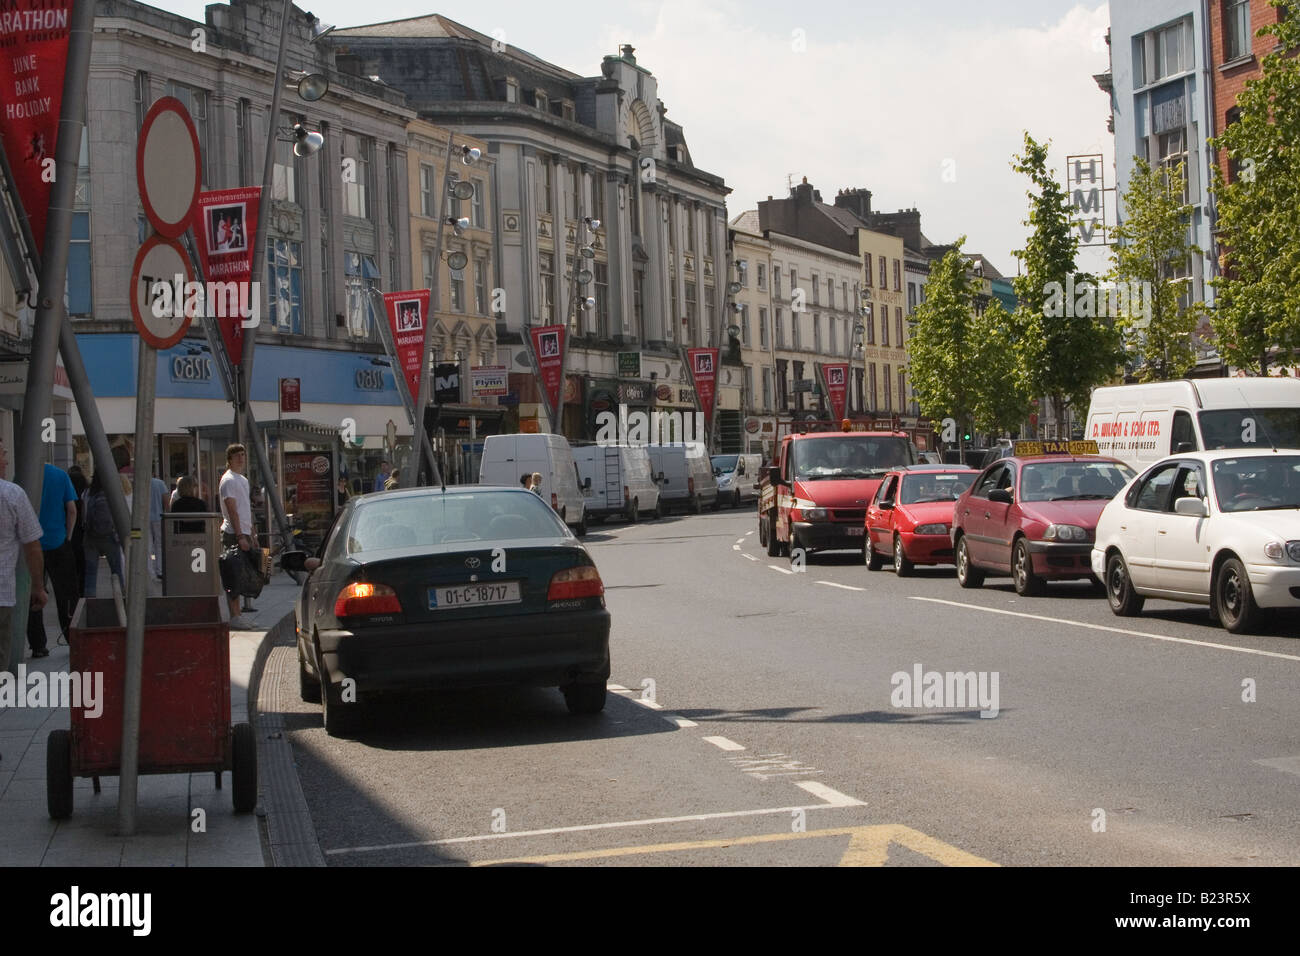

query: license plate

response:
[846,526,865,536]
[429,581,521,609]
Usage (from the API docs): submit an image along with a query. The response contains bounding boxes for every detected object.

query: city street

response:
[267,509,1300,867]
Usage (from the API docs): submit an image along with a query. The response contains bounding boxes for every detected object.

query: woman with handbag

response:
[82,470,125,598]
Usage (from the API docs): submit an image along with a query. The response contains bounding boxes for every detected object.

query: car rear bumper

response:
[317,608,612,692]
[793,521,865,551]
[899,531,955,564]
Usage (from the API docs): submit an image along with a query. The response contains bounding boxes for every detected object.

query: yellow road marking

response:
[469,824,997,867]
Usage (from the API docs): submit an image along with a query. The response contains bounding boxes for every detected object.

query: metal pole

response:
[118,340,157,835]
[239,0,296,461]
[411,132,456,487]
[15,0,94,508]
[555,175,584,437]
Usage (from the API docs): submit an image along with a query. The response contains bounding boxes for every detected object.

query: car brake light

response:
[334,582,402,617]
[547,565,605,601]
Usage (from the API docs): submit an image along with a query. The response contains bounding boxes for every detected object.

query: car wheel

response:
[710,496,721,512]
[1105,552,1145,617]
[766,515,781,557]
[562,682,606,715]
[653,498,664,520]
[955,536,984,588]
[1012,538,1044,596]
[758,515,768,548]
[893,536,915,577]
[319,647,360,738]
[628,499,639,523]
[864,532,884,571]
[576,513,588,537]
[1216,557,1261,634]
[298,651,320,703]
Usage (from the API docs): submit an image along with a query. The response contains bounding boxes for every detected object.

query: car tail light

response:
[551,492,558,510]
[688,477,695,495]
[547,565,605,602]
[334,582,402,617]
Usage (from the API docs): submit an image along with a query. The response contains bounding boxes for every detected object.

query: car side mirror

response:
[657,471,666,483]
[1174,496,1207,517]
[880,500,894,510]
[988,488,1013,505]
[769,466,781,485]
[281,551,319,573]
[1175,442,1196,453]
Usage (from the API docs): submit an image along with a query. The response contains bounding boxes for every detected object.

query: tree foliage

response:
[1110,157,1202,381]
[1010,133,1125,430]
[908,239,1028,439]
[1210,1,1300,375]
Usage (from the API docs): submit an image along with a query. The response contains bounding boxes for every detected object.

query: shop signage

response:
[618,382,650,404]
[471,365,508,397]
[434,362,461,405]
[617,351,641,378]
[169,355,212,382]
[354,368,384,391]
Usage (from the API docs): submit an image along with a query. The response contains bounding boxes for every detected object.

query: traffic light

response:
[963,430,973,443]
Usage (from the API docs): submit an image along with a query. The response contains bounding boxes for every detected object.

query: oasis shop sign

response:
[170,354,213,382]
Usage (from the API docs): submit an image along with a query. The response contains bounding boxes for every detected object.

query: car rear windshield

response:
[1199,409,1300,450]
[347,491,568,553]
[900,472,976,504]
[1020,461,1135,501]
[1212,455,1300,512]
[793,437,916,479]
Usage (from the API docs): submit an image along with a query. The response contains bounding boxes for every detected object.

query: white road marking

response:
[741,553,759,561]
[1257,756,1300,776]
[910,597,1300,662]
[672,717,698,728]
[326,798,862,855]
[794,781,868,807]
[608,684,628,692]
[703,735,746,751]
[816,581,865,592]
[769,565,794,575]
[736,538,746,545]
[733,544,742,550]
[746,531,755,536]
[634,697,663,710]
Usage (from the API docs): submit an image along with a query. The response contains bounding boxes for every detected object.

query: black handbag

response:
[221,545,266,598]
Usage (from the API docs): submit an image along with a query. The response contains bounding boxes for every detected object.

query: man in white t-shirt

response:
[219,443,254,627]
[0,439,48,677]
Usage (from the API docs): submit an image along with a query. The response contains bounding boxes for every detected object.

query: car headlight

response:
[1265,541,1285,560]
[914,523,948,535]
[1043,524,1087,542]
[802,508,829,521]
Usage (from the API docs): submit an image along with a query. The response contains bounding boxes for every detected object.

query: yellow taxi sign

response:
[1012,439,1100,457]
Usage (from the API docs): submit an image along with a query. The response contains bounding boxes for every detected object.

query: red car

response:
[950,443,1135,595]
[865,466,979,575]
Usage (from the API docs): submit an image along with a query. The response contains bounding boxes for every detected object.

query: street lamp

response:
[554,206,601,433]
[288,70,329,102]
[290,123,324,157]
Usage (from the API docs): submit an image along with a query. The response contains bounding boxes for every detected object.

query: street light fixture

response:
[290,70,329,102]
[461,145,482,165]
[291,123,323,157]
[728,281,742,295]
[305,13,335,43]
[446,250,469,272]
[450,179,476,201]
[446,216,470,236]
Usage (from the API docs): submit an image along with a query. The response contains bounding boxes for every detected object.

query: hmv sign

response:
[1066,153,1110,247]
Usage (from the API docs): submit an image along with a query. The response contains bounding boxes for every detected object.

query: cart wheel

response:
[231,722,258,813]
[47,730,73,820]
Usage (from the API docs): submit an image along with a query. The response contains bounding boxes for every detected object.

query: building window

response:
[893,259,902,291]
[879,256,888,289]
[592,175,605,222]
[684,207,696,253]
[474,259,489,315]
[895,307,904,347]
[67,212,91,315]
[449,262,465,312]
[342,132,372,217]
[775,307,784,348]
[272,112,301,203]
[827,277,834,309]
[539,252,554,321]
[828,315,836,354]
[757,263,766,290]
[884,364,892,412]
[869,363,877,410]
[881,309,890,347]
[1225,1,1251,61]
[908,282,918,311]
[1138,19,1189,85]
[422,248,436,291]
[269,239,305,334]
[865,310,875,345]
[741,304,750,347]
[595,262,609,337]
[386,144,398,229]
[236,98,253,186]
[633,270,644,340]
[566,165,579,219]
[685,282,697,342]
[472,178,486,228]
[813,313,821,352]
[898,368,907,412]
[792,309,801,349]
[773,266,781,297]
[842,280,848,311]
[811,273,819,305]
[864,253,873,287]
[420,163,436,217]
[789,268,797,301]
[759,307,769,349]
[447,170,463,220]
[134,71,150,133]
[343,252,380,340]
[1153,127,1190,202]
[164,80,211,187]
[629,180,640,235]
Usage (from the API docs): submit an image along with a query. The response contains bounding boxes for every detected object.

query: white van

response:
[711,453,762,508]
[573,444,662,523]
[1085,378,1300,471]
[648,443,718,514]
[479,433,588,534]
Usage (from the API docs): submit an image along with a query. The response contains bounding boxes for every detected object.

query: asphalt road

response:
[271,504,1300,866]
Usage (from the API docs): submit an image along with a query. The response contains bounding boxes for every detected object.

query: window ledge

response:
[1218,53,1256,73]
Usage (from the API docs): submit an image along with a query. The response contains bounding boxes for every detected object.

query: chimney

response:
[792,177,816,205]
[832,187,872,220]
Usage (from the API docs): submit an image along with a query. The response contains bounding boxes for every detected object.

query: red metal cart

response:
[46,595,257,819]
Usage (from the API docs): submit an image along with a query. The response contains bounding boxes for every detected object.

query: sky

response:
[149,0,1116,278]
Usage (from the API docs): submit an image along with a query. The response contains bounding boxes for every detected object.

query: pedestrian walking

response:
[374,460,391,493]
[219,444,255,627]
[25,462,78,657]
[520,473,532,489]
[67,464,87,600]
[384,468,401,491]
[82,469,125,598]
[0,439,47,768]
[530,472,544,496]
[149,472,168,582]
[170,475,207,535]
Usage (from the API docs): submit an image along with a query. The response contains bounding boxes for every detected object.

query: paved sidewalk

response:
[0,573,300,867]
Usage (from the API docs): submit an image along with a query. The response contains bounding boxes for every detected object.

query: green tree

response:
[908,240,1027,451]
[1210,1,1300,375]
[1110,157,1202,381]
[1010,133,1125,433]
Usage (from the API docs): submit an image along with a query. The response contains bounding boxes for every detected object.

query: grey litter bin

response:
[162,512,222,596]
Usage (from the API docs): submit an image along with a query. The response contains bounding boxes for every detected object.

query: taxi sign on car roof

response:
[1012,439,1100,457]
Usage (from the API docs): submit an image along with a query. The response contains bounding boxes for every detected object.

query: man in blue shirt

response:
[373,460,391,493]
[26,463,77,658]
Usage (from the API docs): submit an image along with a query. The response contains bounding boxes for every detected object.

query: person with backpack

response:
[82,469,124,598]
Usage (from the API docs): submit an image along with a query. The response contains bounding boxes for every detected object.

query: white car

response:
[1092,449,1300,633]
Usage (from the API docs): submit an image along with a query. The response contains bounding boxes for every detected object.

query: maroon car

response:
[865,466,979,575]
[951,445,1135,595]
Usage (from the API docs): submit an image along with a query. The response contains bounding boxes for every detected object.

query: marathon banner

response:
[0,0,73,256]
[382,289,431,409]
[194,187,261,364]
[819,362,850,422]
[529,324,566,423]
[686,348,719,424]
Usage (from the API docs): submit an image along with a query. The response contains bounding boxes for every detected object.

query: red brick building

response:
[1207,0,1293,181]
